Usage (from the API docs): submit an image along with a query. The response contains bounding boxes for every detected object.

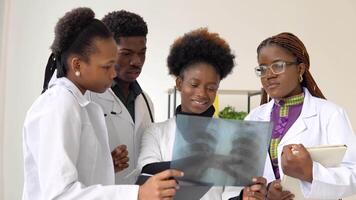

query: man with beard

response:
[87,10,154,185]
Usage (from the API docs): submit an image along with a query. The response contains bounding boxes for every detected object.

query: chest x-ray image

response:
[171,114,272,186]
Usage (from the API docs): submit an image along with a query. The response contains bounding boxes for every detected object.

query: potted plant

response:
[218,105,247,120]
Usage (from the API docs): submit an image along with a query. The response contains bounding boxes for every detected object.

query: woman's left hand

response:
[281,144,313,182]
[242,176,267,200]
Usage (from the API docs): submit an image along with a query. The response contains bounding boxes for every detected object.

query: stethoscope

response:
[106,91,154,123]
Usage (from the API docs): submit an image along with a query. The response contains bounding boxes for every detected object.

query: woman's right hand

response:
[111,144,129,173]
[138,169,184,200]
[266,180,294,200]
[242,176,267,200]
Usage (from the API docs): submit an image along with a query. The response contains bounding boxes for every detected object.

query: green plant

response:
[218,105,247,120]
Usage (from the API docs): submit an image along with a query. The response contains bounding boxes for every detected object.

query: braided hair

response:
[257,32,326,104]
[42,7,112,93]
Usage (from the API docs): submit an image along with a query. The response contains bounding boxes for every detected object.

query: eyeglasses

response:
[254,60,298,77]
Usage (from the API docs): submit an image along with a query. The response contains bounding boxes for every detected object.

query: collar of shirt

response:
[175,105,215,118]
[50,77,90,107]
[274,92,304,117]
[111,80,143,102]
[111,80,143,122]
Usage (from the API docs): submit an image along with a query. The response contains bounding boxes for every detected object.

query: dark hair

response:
[167,28,235,80]
[102,10,147,44]
[257,32,326,104]
[42,7,112,93]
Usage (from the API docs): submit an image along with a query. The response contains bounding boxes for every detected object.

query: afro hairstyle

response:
[167,28,235,80]
[102,10,147,43]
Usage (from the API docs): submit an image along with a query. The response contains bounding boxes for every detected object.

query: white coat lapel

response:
[97,88,119,105]
[279,117,307,146]
[255,100,274,121]
[134,94,145,131]
[99,89,134,126]
[111,88,135,126]
[279,89,317,146]
[256,101,276,182]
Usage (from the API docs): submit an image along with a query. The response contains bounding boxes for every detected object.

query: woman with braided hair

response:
[246,32,356,199]
[22,7,182,200]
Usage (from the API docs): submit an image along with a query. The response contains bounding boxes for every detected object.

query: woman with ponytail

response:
[23,7,182,200]
[245,32,356,199]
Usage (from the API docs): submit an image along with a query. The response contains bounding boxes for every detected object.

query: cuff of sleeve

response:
[116,185,139,200]
[300,161,318,198]
[222,186,244,200]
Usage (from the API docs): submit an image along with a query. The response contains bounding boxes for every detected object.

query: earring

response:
[299,75,303,82]
[75,71,80,77]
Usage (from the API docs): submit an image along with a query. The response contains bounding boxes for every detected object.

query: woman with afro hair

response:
[23,7,183,200]
[138,28,267,200]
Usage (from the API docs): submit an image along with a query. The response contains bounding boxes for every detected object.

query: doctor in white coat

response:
[246,32,356,199]
[87,10,154,184]
[23,8,181,200]
[138,28,267,200]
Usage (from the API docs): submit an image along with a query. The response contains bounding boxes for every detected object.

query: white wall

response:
[0,0,8,199]
[1,0,356,199]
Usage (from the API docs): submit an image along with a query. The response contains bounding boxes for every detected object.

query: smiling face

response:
[115,36,146,83]
[258,45,305,100]
[176,62,220,114]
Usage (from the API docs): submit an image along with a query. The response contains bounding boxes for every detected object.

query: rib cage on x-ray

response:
[171,114,272,186]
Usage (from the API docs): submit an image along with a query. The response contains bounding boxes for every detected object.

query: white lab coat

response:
[22,77,139,200]
[86,88,154,184]
[246,88,356,199]
[138,117,243,200]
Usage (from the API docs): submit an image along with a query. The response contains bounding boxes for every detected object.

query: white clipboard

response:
[281,144,347,200]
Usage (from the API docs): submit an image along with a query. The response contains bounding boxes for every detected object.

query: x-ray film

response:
[171,114,272,186]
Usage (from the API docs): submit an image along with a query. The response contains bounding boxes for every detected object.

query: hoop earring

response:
[299,75,303,83]
[75,71,80,77]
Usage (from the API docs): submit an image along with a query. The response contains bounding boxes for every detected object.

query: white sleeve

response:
[55,183,139,200]
[300,108,356,199]
[31,96,139,200]
[221,186,244,200]
[137,124,163,170]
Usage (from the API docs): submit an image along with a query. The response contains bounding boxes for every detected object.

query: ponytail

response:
[41,53,56,94]
[41,53,67,94]
[42,7,112,94]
